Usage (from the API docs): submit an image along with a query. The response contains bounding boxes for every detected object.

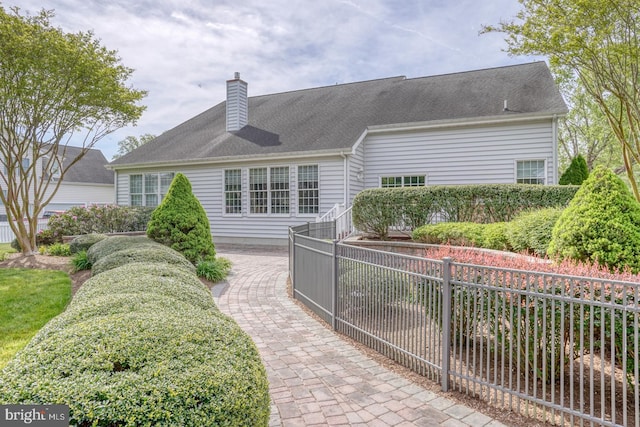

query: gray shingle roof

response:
[111,61,566,166]
[62,146,114,184]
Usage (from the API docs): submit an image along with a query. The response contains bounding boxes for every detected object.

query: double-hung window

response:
[270,167,290,214]
[298,165,319,214]
[249,168,268,214]
[249,167,290,214]
[130,172,174,207]
[224,169,242,214]
[516,160,545,184]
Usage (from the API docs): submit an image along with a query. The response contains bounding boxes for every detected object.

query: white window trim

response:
[129,172,174,207]
[297,164,320,217]
[378,174,428,188]
[247,165,292,217]
[222,168,243,217]
[514,159,547,185]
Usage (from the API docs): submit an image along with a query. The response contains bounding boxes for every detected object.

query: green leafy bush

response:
[91,245,196,276]
[196,258,232,282]
[548,166,640,272]
[46,205,153,239]
[86,235,156,264]
[147,173,216,264]
[44,243,71,257]
[481,222,510,251]
[353,184,578,238]
[11,228,59,250]
[559,154,589,185]
[412,222,485,246]
[71,251,91,272]
[69,233,107,254]
[0,262,270,426]
[35,229,58,245]
[73,263,214,311]
[0,312,269,426]
[507,207,564,256]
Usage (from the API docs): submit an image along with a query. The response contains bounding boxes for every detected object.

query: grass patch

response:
[0,243,16,260]
[0,269,71,369]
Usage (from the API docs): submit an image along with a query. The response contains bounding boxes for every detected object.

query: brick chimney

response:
[226,72,248,132]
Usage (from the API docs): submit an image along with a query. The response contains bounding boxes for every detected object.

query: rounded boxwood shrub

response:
[69,233,107,254]
[74,263,214,312]
[412,222,485,246]
[146,173,216,264]
[91,245,196,276]
[36,293,215,339]
[548,166,640,272]
[507,207,564,256]
[481,222,510,251]
[0,311,270,426]
[86,235,157,264]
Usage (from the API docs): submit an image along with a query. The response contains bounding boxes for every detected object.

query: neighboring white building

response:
[43,146,115,212]
[0,146,114,220]
[109,62,567,245]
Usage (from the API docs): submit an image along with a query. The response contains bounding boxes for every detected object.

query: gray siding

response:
[363,121,555,187]
[349,141,366,204]
[115,157,346,242]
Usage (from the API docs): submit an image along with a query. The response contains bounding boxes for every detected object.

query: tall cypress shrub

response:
[146,173,216,264]
[548,166,640,272]
[559,154,589,185]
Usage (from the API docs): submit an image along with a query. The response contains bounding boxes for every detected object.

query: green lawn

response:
[0,242,15,259]
[0,268,72,369]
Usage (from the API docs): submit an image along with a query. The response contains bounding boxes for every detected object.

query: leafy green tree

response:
[548,166,640,273]
[112,133,156,160]
[0,7,146,255]
[483,0,640,201]
[558,80,621,172]
[146,173,216,264]
[558,154,589,185]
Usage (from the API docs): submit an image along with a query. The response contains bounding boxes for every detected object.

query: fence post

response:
[331,240,338,331]
[290,229,296,297]
[441,257,452,392]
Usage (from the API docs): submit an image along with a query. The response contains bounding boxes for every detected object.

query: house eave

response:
[106,148,351,171]
[366,111,567,134]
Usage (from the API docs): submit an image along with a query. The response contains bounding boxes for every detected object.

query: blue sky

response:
[8,0,540,160]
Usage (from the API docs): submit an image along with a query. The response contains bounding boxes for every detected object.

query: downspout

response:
[114,170,118,205]
[340,151,348,208]
[552,114,558,184]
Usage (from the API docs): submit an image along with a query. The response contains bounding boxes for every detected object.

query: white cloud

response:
[6,0,538,160]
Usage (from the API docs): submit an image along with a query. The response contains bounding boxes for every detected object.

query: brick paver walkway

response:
[214,246,508,427]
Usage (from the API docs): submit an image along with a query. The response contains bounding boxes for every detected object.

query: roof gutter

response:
[105,148,350,171]
[365,111,567,134]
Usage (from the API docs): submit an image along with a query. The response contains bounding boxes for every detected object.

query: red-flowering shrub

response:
[423,245,639,387]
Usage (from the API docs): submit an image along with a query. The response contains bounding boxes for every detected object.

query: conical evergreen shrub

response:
[559,154,589,185]
[548,166,640,272]
[146,173,216,264]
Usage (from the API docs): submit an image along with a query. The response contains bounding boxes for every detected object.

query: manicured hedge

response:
[353,184,579,238]
[86,235,157,264]
[73,263,213,311]
[413,207,564,255]
[0,259,270,426]
[91,245,196,276]
[69,233,107,254]
[411,222,485,246]
[507,207,564,257]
